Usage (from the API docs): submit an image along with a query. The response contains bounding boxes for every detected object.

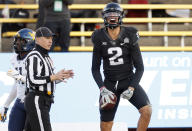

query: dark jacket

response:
[40,0,74,22]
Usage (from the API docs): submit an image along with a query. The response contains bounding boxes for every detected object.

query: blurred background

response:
[0,0,192,131]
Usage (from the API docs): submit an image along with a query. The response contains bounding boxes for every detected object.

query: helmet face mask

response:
[102,2,124,29]
[104,12,121,27]
[14,37,33,53]
[13,28,35,54]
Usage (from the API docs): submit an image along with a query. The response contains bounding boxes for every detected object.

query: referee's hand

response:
[63,69,74,79]
[51,69,74,82]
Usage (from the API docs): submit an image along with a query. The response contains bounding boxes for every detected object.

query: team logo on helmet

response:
[28,32,35,40]
[13,28,35,54]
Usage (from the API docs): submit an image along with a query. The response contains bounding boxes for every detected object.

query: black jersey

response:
[91,26,144,88]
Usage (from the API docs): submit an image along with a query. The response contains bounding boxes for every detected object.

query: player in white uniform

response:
[0,28,35,131]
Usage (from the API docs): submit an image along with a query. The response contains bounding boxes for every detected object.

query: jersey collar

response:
[104,26,125,42]
[35,44,48,57]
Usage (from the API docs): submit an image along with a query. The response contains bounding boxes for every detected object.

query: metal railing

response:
[0,4,191,51]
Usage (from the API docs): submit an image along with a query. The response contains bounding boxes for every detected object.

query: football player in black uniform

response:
[91,2,152,131]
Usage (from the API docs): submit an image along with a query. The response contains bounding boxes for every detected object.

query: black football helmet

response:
[102,2,124,29]
[13,28,35,54]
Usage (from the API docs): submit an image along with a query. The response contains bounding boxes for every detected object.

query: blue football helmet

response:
[102,2,124,29]
[13,28,35,54]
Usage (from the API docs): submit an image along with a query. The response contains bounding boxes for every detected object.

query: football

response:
[99,94,117,110]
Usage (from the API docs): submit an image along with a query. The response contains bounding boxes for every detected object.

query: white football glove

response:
[0,107,8,122]
[121,87,134,100]
[100,87,114,104]
[7,69,24,82]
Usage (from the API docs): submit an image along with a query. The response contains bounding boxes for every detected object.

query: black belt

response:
[29,89,54,98]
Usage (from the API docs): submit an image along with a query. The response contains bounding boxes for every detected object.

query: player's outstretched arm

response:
[0,85,17,122]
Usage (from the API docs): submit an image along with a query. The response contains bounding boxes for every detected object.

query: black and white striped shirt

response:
[25,44,55,96]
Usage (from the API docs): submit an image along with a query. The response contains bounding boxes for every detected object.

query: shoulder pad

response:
[125,27,140,45]
[10,53,18,66]
[91,28,104,46]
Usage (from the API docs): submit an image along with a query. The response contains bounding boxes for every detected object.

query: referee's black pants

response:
[24,92,53,131]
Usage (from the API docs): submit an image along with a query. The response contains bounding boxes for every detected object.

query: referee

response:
[24,27,74,131]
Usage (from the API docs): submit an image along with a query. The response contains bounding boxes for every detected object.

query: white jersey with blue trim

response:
[10,53,27,101]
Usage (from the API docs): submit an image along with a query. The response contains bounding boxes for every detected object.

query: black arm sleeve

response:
[130,43,144,88]
[91,32,104,88]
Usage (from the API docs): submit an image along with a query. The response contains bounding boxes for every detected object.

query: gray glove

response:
[121,87,134,100]
[7,69,25,82]
[100,86,114,104]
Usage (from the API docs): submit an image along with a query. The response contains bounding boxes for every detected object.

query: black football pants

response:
[24,92,53,131]
[100,77,150,122]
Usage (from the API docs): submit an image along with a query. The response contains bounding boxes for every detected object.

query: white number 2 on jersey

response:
[108,47,124,66]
